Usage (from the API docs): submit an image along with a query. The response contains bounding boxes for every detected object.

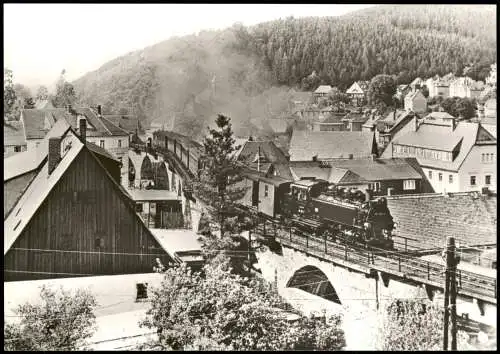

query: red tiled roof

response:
[387,192,497,250]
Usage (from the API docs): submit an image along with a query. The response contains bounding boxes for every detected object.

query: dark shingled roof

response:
[103,114,145,135]
[387,192,497,251]
[236,141,289,165]
[289,130,376,161]
[21,108,129,140]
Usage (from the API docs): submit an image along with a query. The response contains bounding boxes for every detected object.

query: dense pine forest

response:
[72,5,496,139]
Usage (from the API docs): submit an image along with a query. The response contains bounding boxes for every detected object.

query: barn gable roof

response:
[4,128,146,255]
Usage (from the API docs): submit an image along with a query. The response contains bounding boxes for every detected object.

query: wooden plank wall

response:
[5,148,172,281]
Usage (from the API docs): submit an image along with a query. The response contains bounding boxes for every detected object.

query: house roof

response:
[288,130,375,161]
[424,112,456,120]
[320,113,347,124]
[346,81,369,94]
[395,131,463,151]
[410,77,423,86]
[314,85,333,94]
[103,115,145,134]
[4,129,138,255]
[387,121,495,171]
[236,140,289,166]
[482,124,496,138]
[342,112,369,123]
[404,90,425,101]
[387,192,497,250]
[4,120,26,146]
[242,167,291,187]
[21,108,129,140]
[34,100,53,109]
[326,158,423,181]
[149,229,203,257]
[127,189,178,201]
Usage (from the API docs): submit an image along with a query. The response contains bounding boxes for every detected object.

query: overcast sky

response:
[4,4,375,90]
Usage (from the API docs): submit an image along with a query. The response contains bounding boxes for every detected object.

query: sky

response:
[4,4,375,90]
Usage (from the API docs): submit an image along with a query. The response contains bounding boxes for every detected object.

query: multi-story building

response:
[383,117,496,193]
[449,77,485,99]
[20,105,130,186]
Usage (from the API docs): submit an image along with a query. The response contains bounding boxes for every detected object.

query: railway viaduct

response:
[142,132,497,348]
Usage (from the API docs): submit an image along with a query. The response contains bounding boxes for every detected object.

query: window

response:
[135,203,143,212]
[100,140,105,148]
[485,175,491,185]
[428,171,432,179]
[403,179,416,190]
[369,182,381,192]
[449,175,453,184]
[438,173,443,182]
[94,237,105,249]
[264,185,269,197]
[470,176,476,186]
[14,146,21,152]
[118,139,122,148]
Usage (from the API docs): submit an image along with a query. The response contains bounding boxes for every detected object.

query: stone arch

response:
[141,155,154,181]
[286,265,342,304]
[153,162,169,190]
[128,157,136,187]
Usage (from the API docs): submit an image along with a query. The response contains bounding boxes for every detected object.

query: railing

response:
[253,219,497,303]
[149,142,497,303]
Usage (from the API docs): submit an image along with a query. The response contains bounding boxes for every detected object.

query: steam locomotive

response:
[278,178,396,250]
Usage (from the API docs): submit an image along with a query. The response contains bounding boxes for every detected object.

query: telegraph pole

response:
[443,236,458,350]
[449,238,458,350]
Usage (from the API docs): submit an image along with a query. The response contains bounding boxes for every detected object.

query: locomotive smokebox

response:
[364,189,372,202]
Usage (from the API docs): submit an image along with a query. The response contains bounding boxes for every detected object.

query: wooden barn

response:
[4,122,173,281]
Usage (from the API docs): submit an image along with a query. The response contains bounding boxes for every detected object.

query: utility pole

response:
[443,236,458,350]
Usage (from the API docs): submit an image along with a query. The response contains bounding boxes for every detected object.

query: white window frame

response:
[403,179,416,190]
[438,173,443,182]
[264,185,269,197]
[100,140,105,148]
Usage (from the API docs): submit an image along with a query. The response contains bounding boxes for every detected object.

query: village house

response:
[128,189,183,229]
[409,77,424,90]
[288,129,378,161]
[312,85,334,103]
[4,119,120,219]
[485,63,496,86]
[4,120,27,157]
[20,105,131,186]
[394,84,412,101]
[312,112,346,131]
[341,111,370,131]
[288,157,431,196]
[382,116,497,193]
[404,89,427,113]
[376,110,421,150]
[4,120,172,281]
[345,81,369,106]
[103,113,147,142]
[425,73,456,98]
[34,99,55,110]
[449,77,485,99]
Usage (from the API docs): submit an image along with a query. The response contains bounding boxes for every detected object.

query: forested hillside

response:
[73,5,496,140]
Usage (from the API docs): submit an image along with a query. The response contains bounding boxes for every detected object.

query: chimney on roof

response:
[413,115,419,132]
[393,109,397,121]
[48,137,62,175]
[97,105,102,116]
[79,118,87,143]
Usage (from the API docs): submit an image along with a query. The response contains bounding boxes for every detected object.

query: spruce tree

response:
[194,114,249,271]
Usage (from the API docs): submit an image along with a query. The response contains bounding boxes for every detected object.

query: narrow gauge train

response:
[277,178,396,250]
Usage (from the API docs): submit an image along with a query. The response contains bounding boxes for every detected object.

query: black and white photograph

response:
[3,3,497,350]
